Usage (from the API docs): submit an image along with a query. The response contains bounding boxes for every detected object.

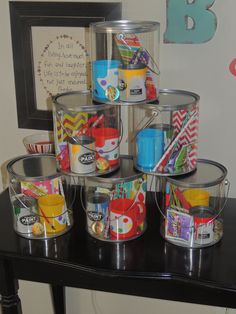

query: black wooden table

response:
[1,188,236,314]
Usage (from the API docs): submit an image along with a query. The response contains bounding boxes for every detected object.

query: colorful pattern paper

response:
[21,178,60,199]
[165,209,193,242]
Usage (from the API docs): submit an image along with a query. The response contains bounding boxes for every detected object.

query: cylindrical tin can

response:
[118,64,147,102]
[68,135,96,174]
[12,195,38,234]
[7,154,73,239]
[161,159,228,248]
[86,192,110,239]
[190,206,214,245]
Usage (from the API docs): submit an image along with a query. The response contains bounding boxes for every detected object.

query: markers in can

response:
[190,206,214,245]
[86,193,110,239]
[118,64,147,102]
[68,135,96,174]
[13,195,38,235]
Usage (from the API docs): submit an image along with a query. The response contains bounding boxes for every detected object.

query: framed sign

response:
[9,1,122,130]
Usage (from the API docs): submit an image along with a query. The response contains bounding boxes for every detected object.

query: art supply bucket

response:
[149,123,173,150]
[53,90,121,176]
[92,59,120,102]
[68,135,96,174]
[136,128,164,170]
[183,189,209,207]
[132,89,200,176]
[91,127,120,166]
[90,20,160,104]
[109,198,146,240]
[158,159,229,248]
[118,64,147,102]
[7,154,73,239]
[84,156,147,242]
[38,194,66,234]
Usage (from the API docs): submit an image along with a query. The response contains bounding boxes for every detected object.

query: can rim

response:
[68,135,94,145]
[166,159,228,188]
[85,155,144,184]
[90,20,160,33]
[7,153,60,182]
[140,89,200,111]
[53,90,113,112]
[119,63,147,70]
[87,192,110,204]
[189,205,215,219]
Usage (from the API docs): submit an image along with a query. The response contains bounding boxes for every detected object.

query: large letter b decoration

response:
[164,0,217,44]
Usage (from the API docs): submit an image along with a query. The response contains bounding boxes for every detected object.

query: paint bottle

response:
[68,135,96,174]
[118,64,147,102]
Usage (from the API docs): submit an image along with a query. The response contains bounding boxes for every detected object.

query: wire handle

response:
[81,177,145,222]
[129,109,160,143]
[9,177,73,223]
[153,177,230,229]
[56,110,123,154]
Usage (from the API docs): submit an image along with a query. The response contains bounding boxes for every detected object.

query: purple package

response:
[165,209,193,242]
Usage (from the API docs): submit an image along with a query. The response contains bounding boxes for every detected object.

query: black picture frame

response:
[9,1,122,130]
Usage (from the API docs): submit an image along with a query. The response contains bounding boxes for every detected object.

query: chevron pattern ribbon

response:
[153,110,199,172]
[56,112,88,143]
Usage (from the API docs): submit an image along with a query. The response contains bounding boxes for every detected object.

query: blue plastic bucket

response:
[136,128,164,170]
[92,60,120,101]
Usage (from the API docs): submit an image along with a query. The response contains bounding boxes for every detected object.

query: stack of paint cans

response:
[6,19,229,249]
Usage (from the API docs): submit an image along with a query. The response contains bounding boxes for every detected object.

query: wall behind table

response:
[1,0,236,314]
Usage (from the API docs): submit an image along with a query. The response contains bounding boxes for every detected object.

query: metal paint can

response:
[12,195,38,235]
[162,159,228,248]
[86,192,110,239]
[68,135,96,174]
[85,156,147,242]
[7,154,73,239]
[190,206,215,245]
[118,64,147,102]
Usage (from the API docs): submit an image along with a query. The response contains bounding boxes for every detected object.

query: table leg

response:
[50,285,65,314]
[0,259,22,314]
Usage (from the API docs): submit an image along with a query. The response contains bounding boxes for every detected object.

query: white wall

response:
[1,0,236,313]
[17,280,229,314]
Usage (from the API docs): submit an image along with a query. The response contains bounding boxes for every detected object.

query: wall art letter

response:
[164,0,217,44]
